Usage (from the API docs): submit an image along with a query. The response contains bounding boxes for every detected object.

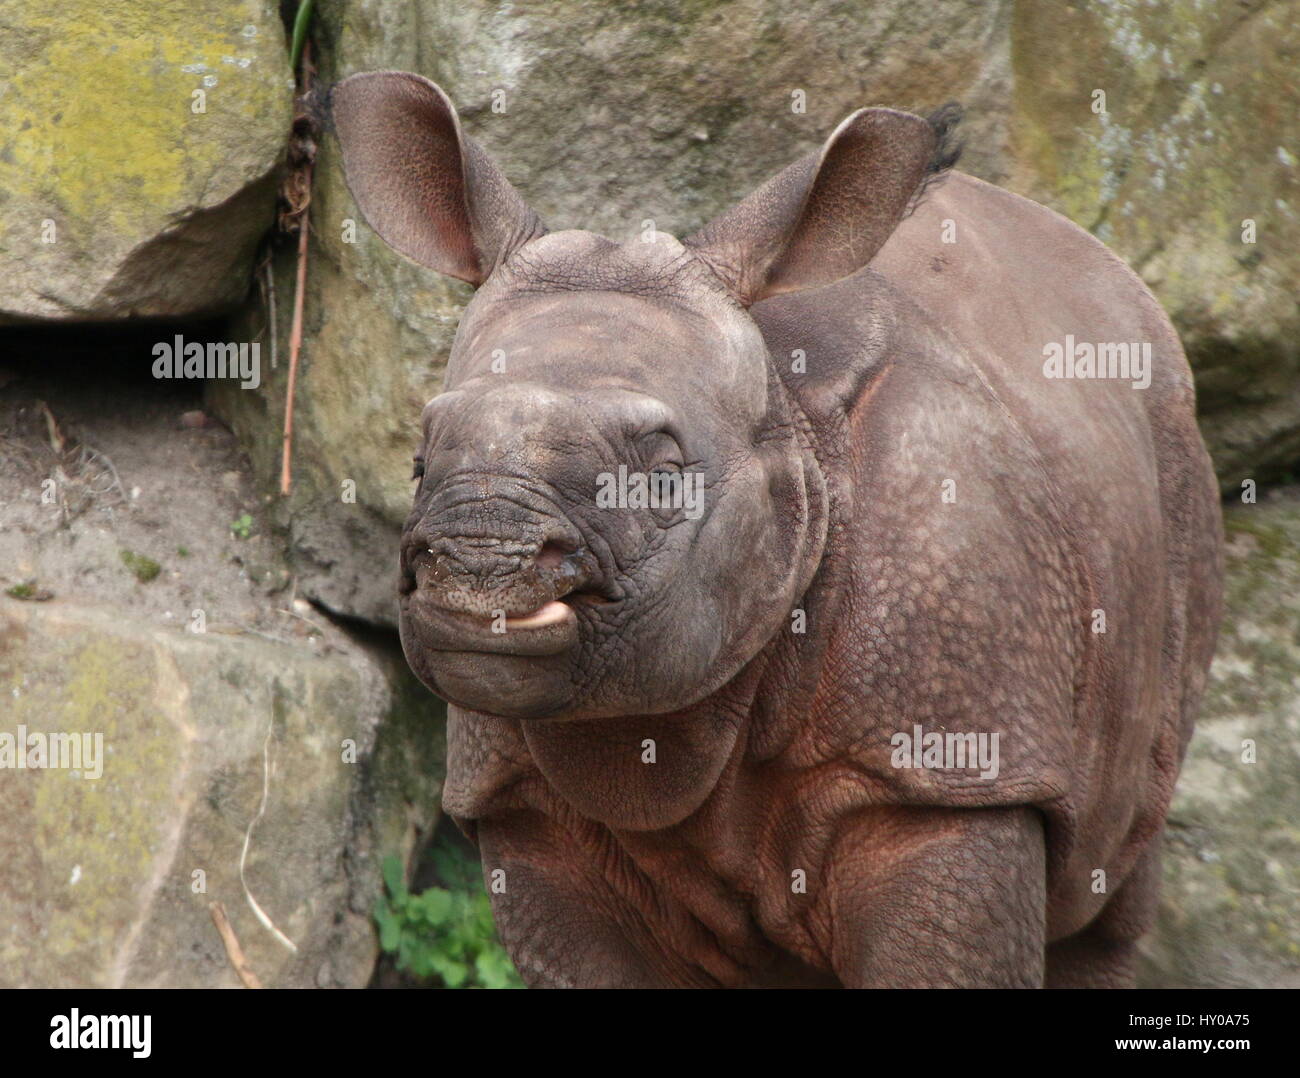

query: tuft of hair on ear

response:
[905,102,964,216]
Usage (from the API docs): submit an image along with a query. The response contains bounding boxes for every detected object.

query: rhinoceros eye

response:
[411,457,426,481]
[639,429,683,474]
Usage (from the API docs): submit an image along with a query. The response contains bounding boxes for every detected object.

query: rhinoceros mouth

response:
[401,589,582,657]
[503,588,614,628]
[399,534,620,659]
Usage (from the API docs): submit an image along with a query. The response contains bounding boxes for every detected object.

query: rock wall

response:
[1010,0,1300,493]
[1139,492,1300,988]
[0,353,444,987]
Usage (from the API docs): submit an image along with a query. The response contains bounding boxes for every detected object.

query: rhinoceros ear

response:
[330,71,545,285]
[685,106,958,306]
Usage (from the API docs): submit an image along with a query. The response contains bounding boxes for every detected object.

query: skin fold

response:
[331,72,1224,988]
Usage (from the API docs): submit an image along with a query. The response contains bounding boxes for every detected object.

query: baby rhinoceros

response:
[331,72,1223,988]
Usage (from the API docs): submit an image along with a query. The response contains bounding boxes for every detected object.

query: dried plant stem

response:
[280,199,310,494]
[279,39,314,497]
[209,902,264,989]
[262,255,278,371]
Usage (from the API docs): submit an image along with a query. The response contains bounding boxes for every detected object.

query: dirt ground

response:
[0,322,335,649]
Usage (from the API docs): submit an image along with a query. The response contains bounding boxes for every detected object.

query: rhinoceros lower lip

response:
[403,590,582,658]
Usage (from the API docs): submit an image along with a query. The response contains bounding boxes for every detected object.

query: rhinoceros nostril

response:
[535,540,571,572]
[404,523,608,619]
[426,550,456,584]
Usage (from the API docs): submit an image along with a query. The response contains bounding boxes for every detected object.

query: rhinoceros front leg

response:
[1044,835,1161,988]
[476,813,675,988]
[823,805,1047,988]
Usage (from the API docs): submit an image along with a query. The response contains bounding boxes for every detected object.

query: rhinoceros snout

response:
[399,475,611,621]
[410,535,592,617]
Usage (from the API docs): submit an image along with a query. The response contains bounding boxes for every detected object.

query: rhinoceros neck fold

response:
[518,658,771,831]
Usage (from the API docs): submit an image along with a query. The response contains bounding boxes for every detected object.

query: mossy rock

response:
[1139,489,1300,987]
[0,601,444,987]
[0,0,294,320]
[1010,0,1300,489]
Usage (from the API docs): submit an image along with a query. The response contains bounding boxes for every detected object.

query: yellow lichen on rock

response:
[0,0,294,319]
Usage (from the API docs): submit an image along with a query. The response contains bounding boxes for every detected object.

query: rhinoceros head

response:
[331,71,947,720]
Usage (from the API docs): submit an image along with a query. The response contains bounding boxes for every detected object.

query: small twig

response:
[239,723,299,955]
[37,401,72,527]
[209,902,264,989]
[38,400,65,456]
[77,445,126,502]
[277,604,322,631]
[240,627,299,647]
[262,256,278,371]
[280,196,309,494]
[280,37,315,497]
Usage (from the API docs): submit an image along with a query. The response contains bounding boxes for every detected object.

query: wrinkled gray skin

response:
[332,72,1223,988]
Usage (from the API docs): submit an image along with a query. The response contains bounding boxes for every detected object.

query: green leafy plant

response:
[119,549,161,583]
[230,514,254,540]
[5,578,53,600]
[375,840,522,989]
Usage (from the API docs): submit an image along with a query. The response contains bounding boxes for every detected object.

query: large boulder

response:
[0,600,444,988]
[1010,0,1300,489]
[0,0,294,321]
[1140,490,1300,988]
